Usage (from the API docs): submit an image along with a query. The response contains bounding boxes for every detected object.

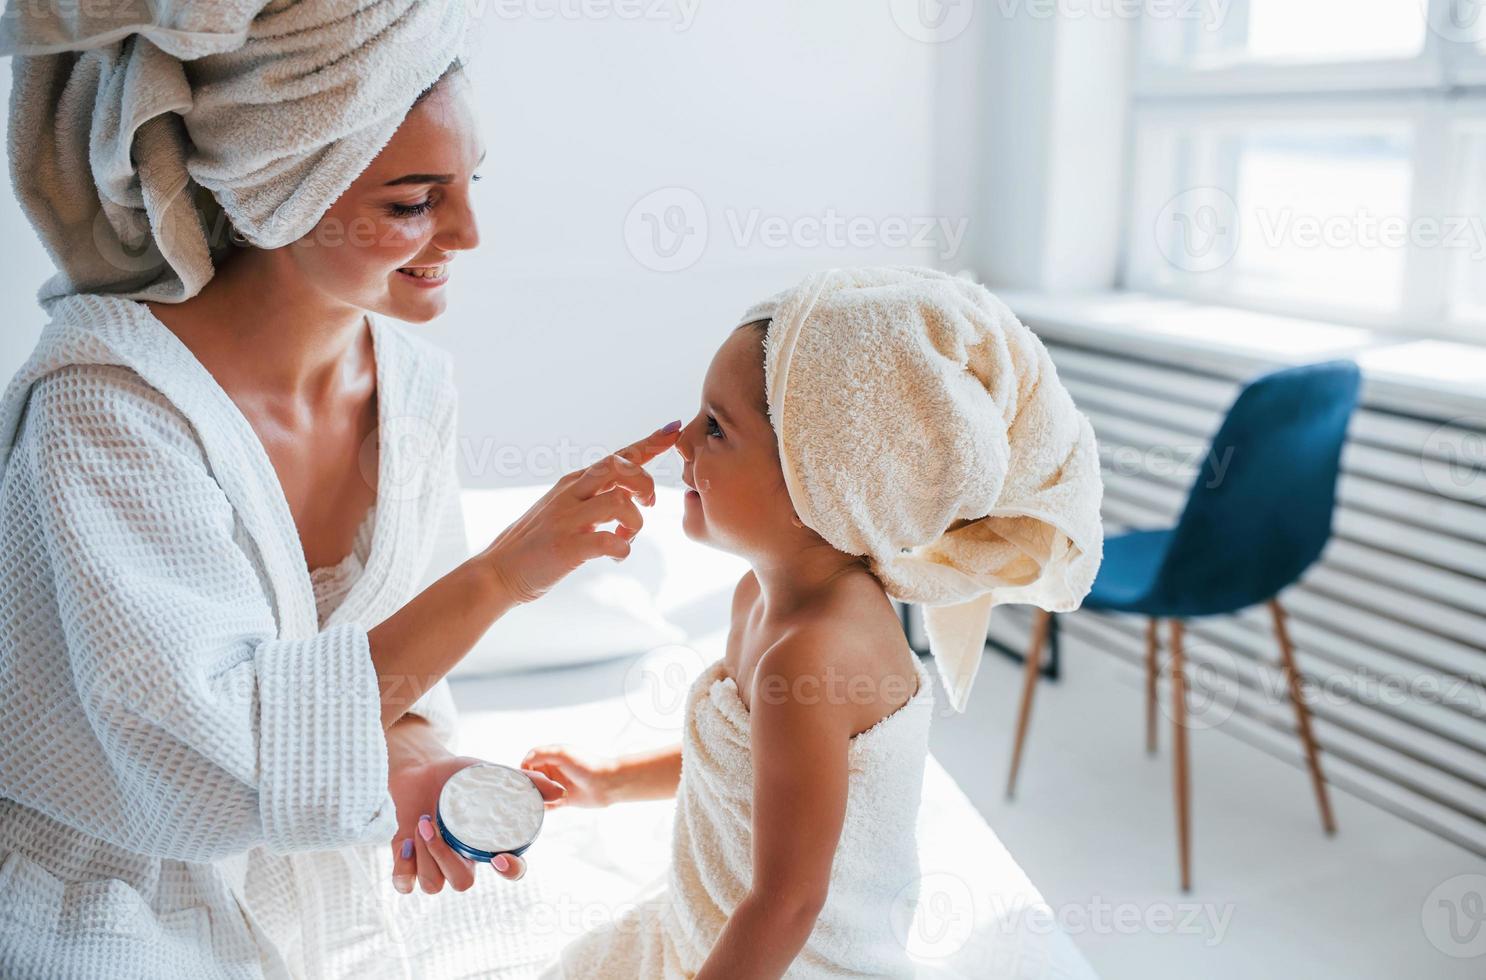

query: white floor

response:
[929,645,1486,980]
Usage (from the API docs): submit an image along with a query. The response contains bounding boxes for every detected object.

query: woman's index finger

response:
[614,424,682,466]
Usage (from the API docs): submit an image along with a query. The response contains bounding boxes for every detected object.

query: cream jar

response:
[435,763,546,861]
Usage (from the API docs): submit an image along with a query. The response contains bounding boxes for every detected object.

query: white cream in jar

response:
[436,763,545,860]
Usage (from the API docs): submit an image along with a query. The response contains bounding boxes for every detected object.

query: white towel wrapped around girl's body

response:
[544,654,935,979]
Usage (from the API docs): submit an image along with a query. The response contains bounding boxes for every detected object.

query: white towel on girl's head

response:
[737,267,1104,713]
[1,0,467,309]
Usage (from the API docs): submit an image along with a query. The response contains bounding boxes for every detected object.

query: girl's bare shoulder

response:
[756,574,919,734]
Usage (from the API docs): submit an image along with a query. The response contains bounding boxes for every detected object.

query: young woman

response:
[0,4,675,976]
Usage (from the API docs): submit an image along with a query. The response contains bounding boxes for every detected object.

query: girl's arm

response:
[694,635,855,980]
[604,744,684,803]
[522,743,683,807]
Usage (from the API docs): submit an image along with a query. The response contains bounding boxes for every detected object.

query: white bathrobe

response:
[0,294,470,978]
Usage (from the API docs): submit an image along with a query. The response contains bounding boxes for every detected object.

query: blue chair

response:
[1006,360,1361,891]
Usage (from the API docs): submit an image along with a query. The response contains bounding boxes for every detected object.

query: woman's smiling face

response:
[285,69,484,323]
[676,322,803,556]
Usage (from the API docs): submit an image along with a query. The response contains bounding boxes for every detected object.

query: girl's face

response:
[285,72,483,323]
[676,324,803,556]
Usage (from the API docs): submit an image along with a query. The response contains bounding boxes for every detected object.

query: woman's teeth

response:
[398,265,447,279]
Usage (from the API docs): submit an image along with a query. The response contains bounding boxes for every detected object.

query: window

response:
[1141,0,1429,71]
[1124,0,1486,343]
[1451,121,1486,322]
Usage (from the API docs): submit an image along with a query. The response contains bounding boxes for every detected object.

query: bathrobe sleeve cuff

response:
[256,623,399,854]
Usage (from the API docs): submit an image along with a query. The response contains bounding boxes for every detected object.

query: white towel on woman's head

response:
[737,267,1104,712]
[1,0,467,308]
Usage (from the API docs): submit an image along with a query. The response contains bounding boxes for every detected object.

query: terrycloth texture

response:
[541,654,935,979]
[737,267,1104,712]
[0,295,464,978]
[1,0,468,308]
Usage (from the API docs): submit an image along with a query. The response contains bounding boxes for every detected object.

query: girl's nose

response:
[675,418,697,462]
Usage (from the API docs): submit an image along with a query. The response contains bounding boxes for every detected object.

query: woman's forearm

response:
[367,426,680,731]
[606,744,683,803]
[385,713,448,768]
[369,558,516,730]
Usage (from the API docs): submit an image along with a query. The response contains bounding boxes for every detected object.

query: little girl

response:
[525,268,1103,979]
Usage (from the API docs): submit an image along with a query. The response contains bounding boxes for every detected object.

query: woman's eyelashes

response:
[389,198,434,218]
[387,177,476,218]
[705,414,723,438]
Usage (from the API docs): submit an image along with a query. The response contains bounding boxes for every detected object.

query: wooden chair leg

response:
[1145,617,1160,756]
[1169,619,1192,893]
[1269,599,1338,836]
[1006,608,1052,800]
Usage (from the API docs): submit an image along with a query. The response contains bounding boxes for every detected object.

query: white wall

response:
[434,2,949,487]
[0,63,64,388]
[961,4,1132,292]
[0,2,1131,489]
